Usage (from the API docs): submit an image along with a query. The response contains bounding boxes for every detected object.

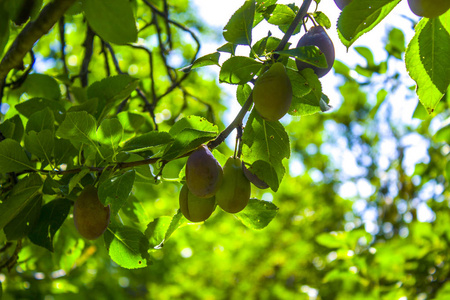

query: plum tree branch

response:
[0,0,77,93]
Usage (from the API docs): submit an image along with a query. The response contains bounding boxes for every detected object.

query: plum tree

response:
[216,157,251,213]
[242,162,269,189]
[252,62,292,122]
[185,145,223,198]
[179,185,216,222]
[407,0,450,18]
[295,26,335,78]
[334,0,352,10]
[73,185,110,240]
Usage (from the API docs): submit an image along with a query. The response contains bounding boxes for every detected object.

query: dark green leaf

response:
[236,198,278,229]
[15,98,66,123]
[0,138,34,173]
[24,130,54,163]
[0,174,42,230]
[275,46,328,68]
[25,107,55,133]
[337,0,401,48]
[104,224,150,269]
[28,199,72,252]
[16,74,61,100]
[223,0,255,45]
[56,111,97,146]
[180,52,220,72]
[162,116,218,160]
[121,131,173,153]
[217,42,237,54]
[288,69,322,116]
[0,115,24,142]
[82,0,137,44]
[121,195,151,225]
[4,195,42,240]
[96,118,123,156]
[98,170,135,214]
[219,56,262,85]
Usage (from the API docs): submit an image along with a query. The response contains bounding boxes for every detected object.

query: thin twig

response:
[80,26,95,87]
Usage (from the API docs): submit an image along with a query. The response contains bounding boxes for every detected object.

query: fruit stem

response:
[273,0,313,58]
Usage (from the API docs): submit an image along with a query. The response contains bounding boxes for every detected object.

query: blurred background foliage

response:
[1,0,450,299]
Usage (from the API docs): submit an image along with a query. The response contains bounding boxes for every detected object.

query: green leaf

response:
[435,124,450,143]
[98,170,135,214]
[219,56,262,85]
[161,210,187,247]
[275,46,328,68]
[145,216,172,248]
[28,198,72,252]
[0,174,42,230]
[4,195,42,240]
[15,98,66,123]
[104,224,150,269]
[24,130,54,164]
[263,4,295,26]
[288,68,322,116]
[56,111,97,147]
[337,0,401,48]
[87,75,139,119]
[223,0,255,46]
[236,84,252,108]
[82,0,137,45]
[162,116,219,160]
[180,52,220,72]
[54,138,77,166]
[15,73,61,100]
[25,107,55,133]
[121,195,151,225]
[96,118,123,156]
[313,11,331,29]
[315,231,348,248]
[406,17,450,113]
[217,42,237,54]
[0,138,34,173]
[235,198,278,229]
[121,131,173,153]
[242,111,290,191]
[0,115,24,142]
[385,27,405,60]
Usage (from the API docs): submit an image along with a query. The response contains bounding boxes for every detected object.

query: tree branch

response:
[0,0,77,92]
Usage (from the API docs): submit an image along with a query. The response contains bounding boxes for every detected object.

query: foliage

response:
[0,0,449,299]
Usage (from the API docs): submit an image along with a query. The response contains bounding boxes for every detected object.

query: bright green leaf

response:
[180,52,221,72]
[56,111,97,147]
[98,170,136,213]
[24,130,54,163]
[235,198,278,229]
[223,0,255,45]
[219,56,262,85]
[121,131,173,153]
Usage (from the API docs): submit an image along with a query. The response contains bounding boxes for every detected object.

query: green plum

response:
[179,185,216,222]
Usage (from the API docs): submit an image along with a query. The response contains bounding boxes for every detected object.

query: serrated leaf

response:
[180,52,220,73]
[82,0,137,44]
[104,224,150,269]
[235,198,278,229]
[223,0,255,45]
[288,68,322,116]
[242,111,290,191]
[4,195,42,240]
[406,17,450,113]
[121,131,173,153]
[56,111,97,147]
[98,170,135,214]
[313,11,331,29]
[219,56,262,85]
[24,130,54,163]
[0,138,34,173]
[28,199,72,252]
[337,0,401,48]
[15,98,66,123]
[0,174,42,230]
[145,216,172,248]
[275,46,328,68]
[163,116,218,160]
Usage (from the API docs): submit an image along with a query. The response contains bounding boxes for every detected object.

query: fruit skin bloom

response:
[253,62,293,122]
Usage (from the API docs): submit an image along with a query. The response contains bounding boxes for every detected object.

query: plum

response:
[179,185,216,222]
[407,0,450,18]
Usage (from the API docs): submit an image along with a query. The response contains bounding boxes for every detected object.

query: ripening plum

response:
[186,145,223,198]
[253,62,292,122]
[295,26,335,78]
[334,0,352,10]
[216,157,251,214]
[242,162,269,189]
[407,0,450,18]
[73,185,110,240]
[179,185,216,222]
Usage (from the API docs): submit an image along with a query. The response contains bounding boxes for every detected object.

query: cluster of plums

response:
[180,145,268,222]
[334,0,450,18]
